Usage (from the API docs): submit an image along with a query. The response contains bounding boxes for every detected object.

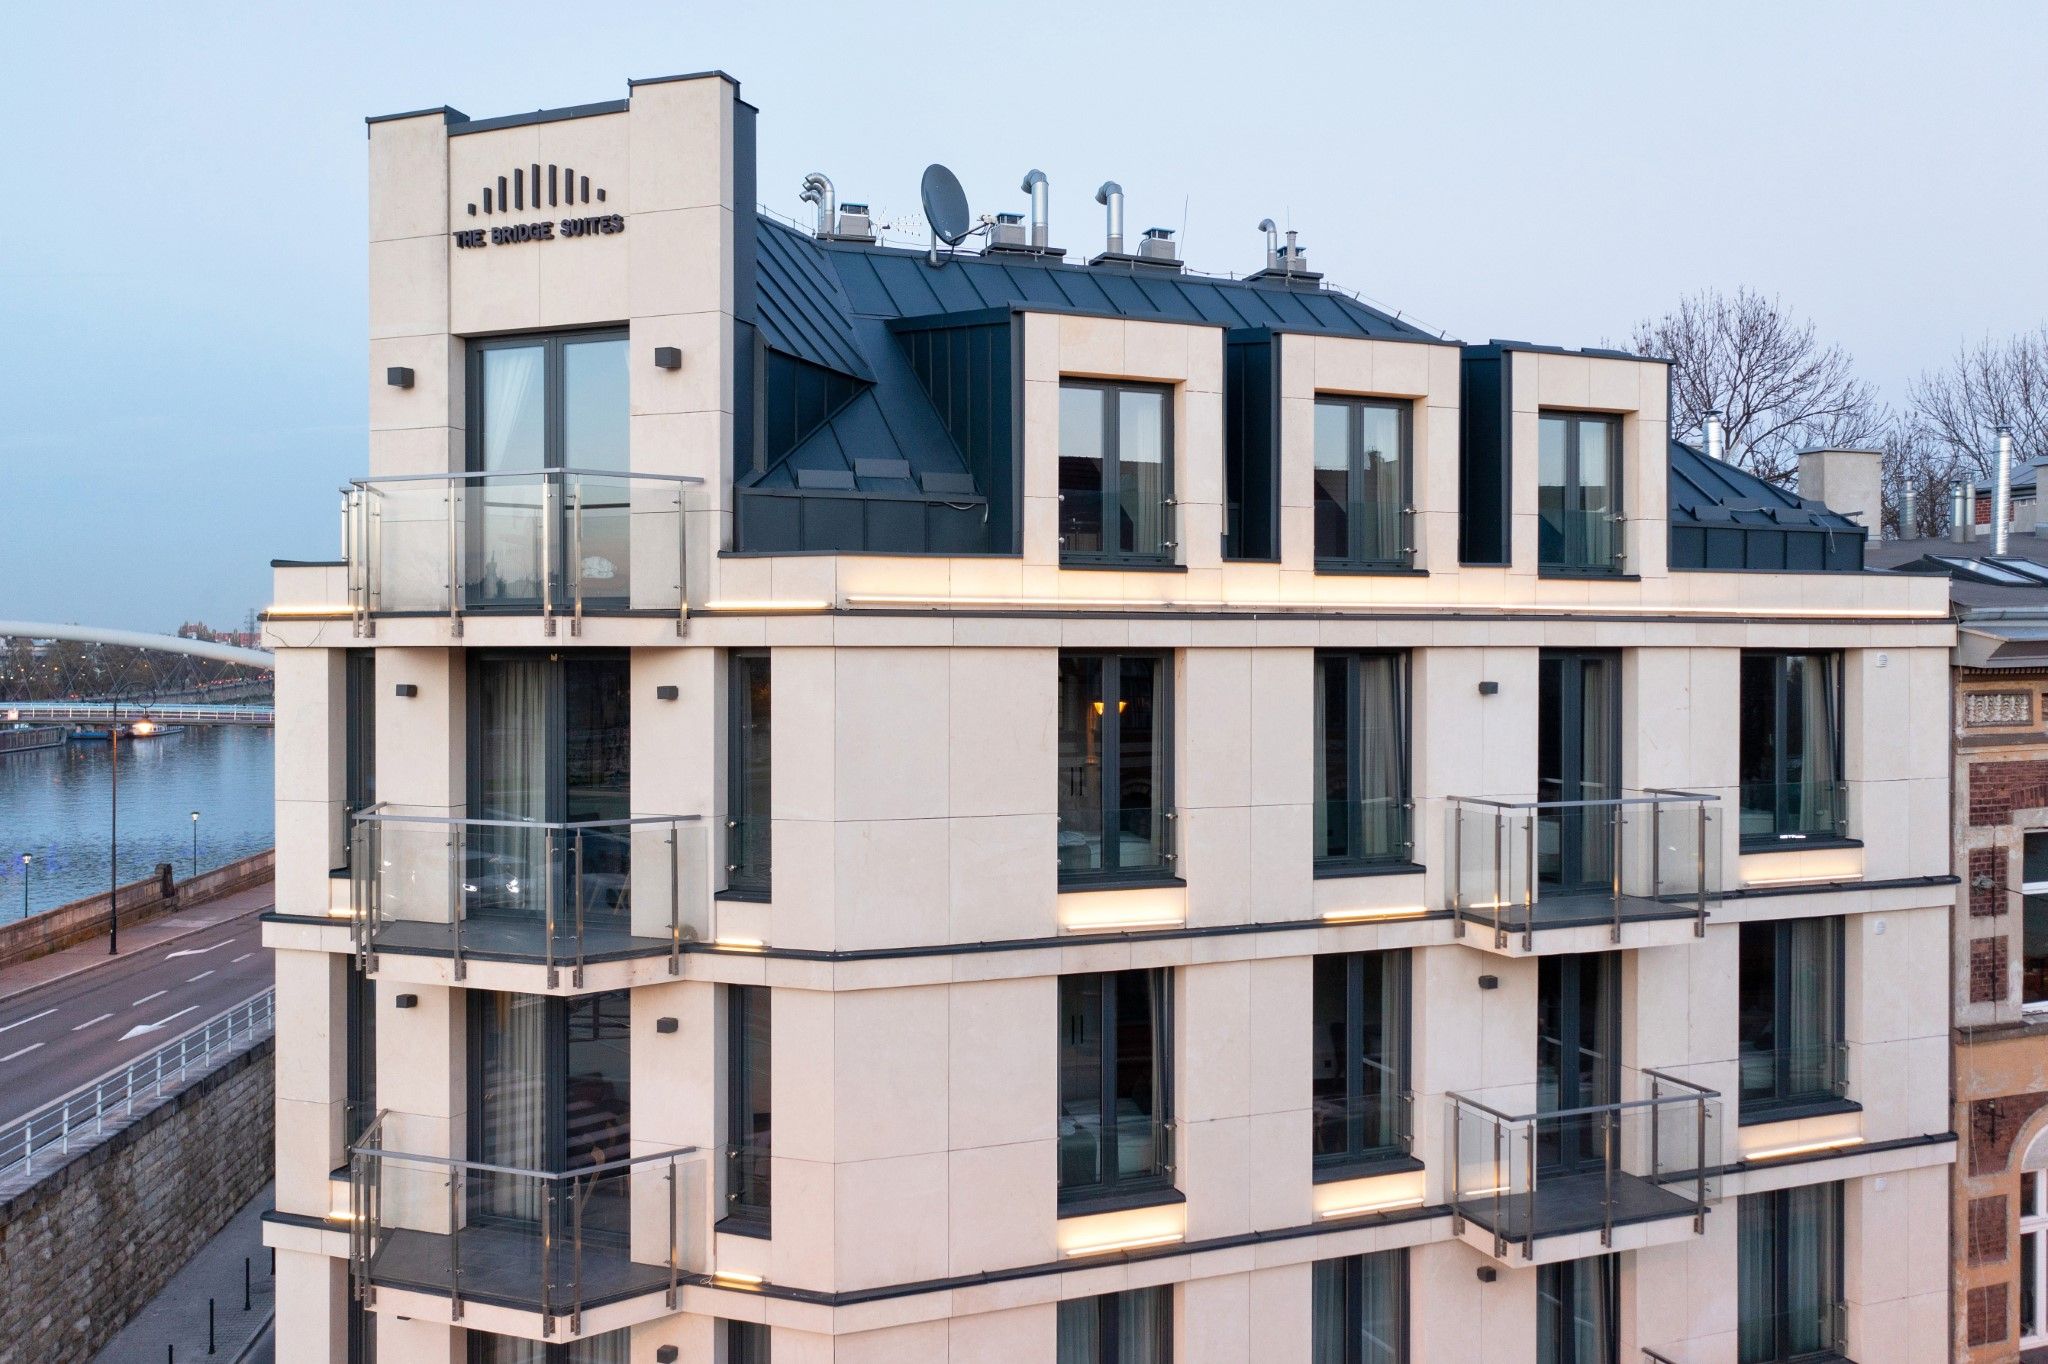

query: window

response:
[1312,1250,1408,1364]
[344,650,376,859]
[2025,832,2048,1008]
[1313,953,1410,1173]
[1058,652,1173,883]
[345,963,376,1146]
[725,985,771,1233]
[1315,653,1411,870]
[2023,1171,2047,1348]
[727,651,772,896]
[1537,411,1623,574]
[1538,1255,1617,1364]
[1058,970,1173,1209]
[1057,1286,1173,1364]
[1059,380,1174,565]
[1313,396,1412,569]
[467,1327,630,1363]
[1738,1182,1843,1363]
[1739,652,1844,845]
[1737,918,1845,1116]
[727,1320,771,1364]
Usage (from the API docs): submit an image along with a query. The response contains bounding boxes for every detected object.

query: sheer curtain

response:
[1313,1252,1409,1364]
[1118,1285,1173,1363]
[472,658,552,931]
[474,992,548,1223]
[1358,403,1406,565]
[1737,1192,1775,1363]
[1784,1183,1842,1356]
[1800,654,1842,834]
[1358,654,1406,860]
[477,345,546,603]
[1785,918,1841,1098]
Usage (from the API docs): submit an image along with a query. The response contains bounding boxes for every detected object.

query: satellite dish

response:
[921,164,972,246]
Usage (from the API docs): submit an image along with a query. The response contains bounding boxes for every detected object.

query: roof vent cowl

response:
[1247,219,1324,284]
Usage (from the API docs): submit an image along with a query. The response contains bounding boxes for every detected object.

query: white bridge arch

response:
[0,621,272,669]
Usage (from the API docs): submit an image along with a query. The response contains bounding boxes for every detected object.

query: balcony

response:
[1446,1068,1719,1262]
[343,468,699,637]
[351,809,708,986]
[1445,790,1721,952]
[348,1120,709,1334]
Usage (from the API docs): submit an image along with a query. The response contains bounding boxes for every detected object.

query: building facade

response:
[262,72,1958,1364]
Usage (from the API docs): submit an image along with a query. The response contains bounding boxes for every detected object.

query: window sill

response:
[1537,569,1641,581]
[1056,1183,1185,1220]
[1314,860,1425,881]
[1313,563,1427,577]
[1058,559,1187,574]
[1740,836,1861,854]
[716,887,772,904]
[1312,1151,1424,1185]
[1057,874,1187,893]
[716,1212,772,1241]
[1737,1096,1862,1128]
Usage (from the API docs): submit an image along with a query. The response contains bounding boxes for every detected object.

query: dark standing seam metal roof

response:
[1667,439,1863,534]
[753,220,874,381]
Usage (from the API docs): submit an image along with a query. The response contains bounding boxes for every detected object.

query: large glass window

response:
[1058,970,1173,1208]
[1313,396,1411,569]
[1738,918,1844,1115]
[345,964,376,1146]
[1537,411,1622,574]
[1312,1250,1407,1364]
[1738,1182,1843,1363]
[1313,952,1409,1173]
[344,650,376,852]
[725,985,772,1233]
[2022,1171,2047,1349]
[1538,1255,1617,1364]
[727,651,772,896]
[1058,652,1172,883]
[468,1327,630,1363]
[1739,652,1844,845]
[1059,381,1174,565]
[1057,1286,1173,1364]
[1315,653,1410,870]
[2025,832,2048,1009]
[727,1320,770,1364]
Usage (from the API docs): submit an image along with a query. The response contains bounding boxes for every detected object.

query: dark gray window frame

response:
[1737,917,1849,1123]
[1738,650,1847,848]
[1057,378,1177,568]
[1312,1248,1410,1364]
[465,327,630,475]
[1057,650,1177,889]
[1056,1285,1175,1364]
[725,650,772,898]
[343,650,376,870]
[1537,409,1625,577]
[1738,1182,1844,1364]
[463,989,633,1179]
[724,983,772,1236]
[1312,951,1413,1178]
[1314,651,1415,875]
[345,962,376,1149]
[726,1319,771,1364]
[1312,394,1415,571]
[1057,968,1177,1214]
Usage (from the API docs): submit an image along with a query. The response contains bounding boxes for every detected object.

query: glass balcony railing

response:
[1056,804,1178,882]
[348,1115,709,1332]
[1057,1104,1174,1198]
[1312,1080,1414,1170]
[1314,796,1414,870]
[724,813,772,898]
[350,808,708,986]
[1739,1040,1850,1113]
[1737,1303,1848,1364]
[343,468,700,635]
[1446,1067,1720,1259]
[1539,507,1627,575]
[1445,790,1721,949]
[722,1142,770,1229]
[1738,779,1849,847]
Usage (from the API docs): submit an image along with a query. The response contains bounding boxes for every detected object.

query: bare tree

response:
[1908,329,2048,478]
[1879,414,1966,540]
[1631,288,1886,484]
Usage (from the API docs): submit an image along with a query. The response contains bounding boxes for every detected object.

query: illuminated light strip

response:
[1064,915,1187,933]
[840,593,1943,621]
[1318,1194,1425,1220]
[262,604,354,617]
[1744,1135,1864,1162]
[1062,1231,1186,1258]
[1322,905,1430,924]
[714,936,766,951]
[1740,873,1859,888]
[712,1270,766,1289]
[700,600,832,613]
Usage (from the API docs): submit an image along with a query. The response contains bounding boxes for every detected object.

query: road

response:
[0,888,274,1124]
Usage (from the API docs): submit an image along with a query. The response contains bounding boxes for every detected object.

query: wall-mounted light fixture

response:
[1477,974,1499,990]
[386,367,415,389]
[655,685,680,701]
[393,683,418,698]
[1476,1266,1498,1284]
[656,1017,679,1034]
[653,346,682,370]
[656,1350,680,1364]
[394,994,418,1009]
[1477,680,1500,696]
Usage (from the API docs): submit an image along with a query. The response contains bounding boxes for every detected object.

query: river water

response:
[0,727,274,919]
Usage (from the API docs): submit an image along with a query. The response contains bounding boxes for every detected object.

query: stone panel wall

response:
[0,1041,274,1363]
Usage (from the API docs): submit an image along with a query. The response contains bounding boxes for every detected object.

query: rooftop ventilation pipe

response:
[1900,485,1919,541]
[1021,170,1049,249]
[799,173,835,237]
[1951,480,1973,544]
[1704,410,1725,464]
[1095,182,1124,256]
[1995,424,2014,555]
[1258,218,1280,271]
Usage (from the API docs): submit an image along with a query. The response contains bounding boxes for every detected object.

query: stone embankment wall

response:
[0,848,274,968]
[0,1040,275,1364]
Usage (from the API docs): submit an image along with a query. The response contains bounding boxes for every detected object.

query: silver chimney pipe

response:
[1704,409,1725,464]
[1284,229,1301,274]
[1021,170,1049,249]
[1257,218,1280,271]
[1952,480,1972,544]
[1995,424,2014,555]
[1900,485,1919,541]
[799,173,836,236]
[1095,182,1124,256]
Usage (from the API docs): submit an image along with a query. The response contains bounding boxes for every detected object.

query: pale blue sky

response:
[4,0,2043,629]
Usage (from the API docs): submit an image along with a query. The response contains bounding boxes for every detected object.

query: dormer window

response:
[1538,410,1623,575]
[1314,396,1412,570]
[1059,380,1175,566]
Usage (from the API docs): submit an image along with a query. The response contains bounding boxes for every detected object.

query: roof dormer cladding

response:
[1667,439,1865,572]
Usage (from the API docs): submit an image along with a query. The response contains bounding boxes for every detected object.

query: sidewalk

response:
[0,877,275,1007]
[93,1183,276,1363]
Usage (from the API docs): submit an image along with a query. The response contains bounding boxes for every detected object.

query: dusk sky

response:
[6,0,2044,631]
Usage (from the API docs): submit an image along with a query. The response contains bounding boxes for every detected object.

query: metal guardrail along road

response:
[0,701,275,726]
[0,989,275,1183]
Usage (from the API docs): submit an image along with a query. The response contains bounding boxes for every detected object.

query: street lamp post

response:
[190,810,200,880]
[18,854,28,919]
[108,701,118,956]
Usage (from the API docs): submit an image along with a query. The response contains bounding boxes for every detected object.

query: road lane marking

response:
[0,1043,44,1063]
[120,1007,198,1041]
[70,1013,113,1032]
[131,991,166,1007]
[231,953,254,963]
[165,939,235,961]
[0,1009,56,1034]
[186,970,214,983]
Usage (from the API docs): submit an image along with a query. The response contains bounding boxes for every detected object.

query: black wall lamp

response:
[655,685,680,701]
[1477,680,1499,696]
[653,346,682,370]
[394,994,418,1009]
[393,683,418,698]
[386,367,415,389]
[656,1017,679,1034]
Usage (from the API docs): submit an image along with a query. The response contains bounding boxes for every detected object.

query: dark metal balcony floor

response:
[368,1225,672,1314]
[1458,1168,1699,1245]
[370,916,678,965]
[1458,891,1703,936]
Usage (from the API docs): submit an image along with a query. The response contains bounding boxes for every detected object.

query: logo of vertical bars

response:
[469,165,607,216]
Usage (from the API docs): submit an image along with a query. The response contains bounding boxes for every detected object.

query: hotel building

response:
[261,72,1958,1364]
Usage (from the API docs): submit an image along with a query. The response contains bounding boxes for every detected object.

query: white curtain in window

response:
[476,992,549,1223]
[472,658,552,932]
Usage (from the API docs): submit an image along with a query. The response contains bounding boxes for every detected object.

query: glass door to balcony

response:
[1537,953,1620,1178]
[1538,651,1619,895]
[469,331,630,612]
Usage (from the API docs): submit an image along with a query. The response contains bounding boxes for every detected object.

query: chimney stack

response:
[1952,480,1973,544]
[1900,486,1919,541]
[1797,448,1884,538]
[1095,182,1124,256]
[1704,410,1725,464]
[1021,169,1049,249]
[1995,424,2014,555]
